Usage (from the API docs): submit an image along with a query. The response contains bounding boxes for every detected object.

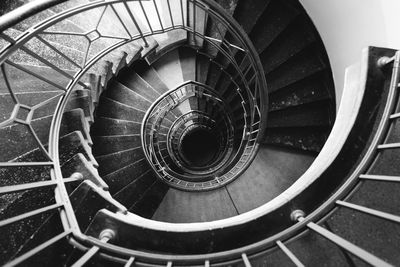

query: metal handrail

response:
[0,0,267,265]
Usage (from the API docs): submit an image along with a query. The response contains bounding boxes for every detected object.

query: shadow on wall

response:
[299,0,400,108]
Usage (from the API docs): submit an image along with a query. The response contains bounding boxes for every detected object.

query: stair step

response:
[129,180,169,218]
[61,153,108,191]
[152,49,184,90]
[58,131,98,167]
[96,96,145,123]
[196,53,211,85]
[188,1,208,47]
[260,16,317,74]
[233,0,271,33]
[140,36,158,58]
[152,186,238,223]
[118,68,160,102]
[61,108,92,145]
[104,158,151,194]
[90,117,141,136]
[0,193,62,266]
[249,0,300,54]
[263,126,330,153]
[267,101,332,128]
[4,208,70,267]
[146,30,187,65]
[31,93,92,121]
[227,144,315,213]
[6,28,83,71]
[102,80,152,110]
[92,135,141,157]
[367,147,400,177]
[0,131,95,195]
[205,61,223,89]
[96,147,145,177]
[0,108,91,162]
[132,60,169,95]
[327,193,400,265]
[266,51,327,93]
[113,170,157,208]
[179,46,197,81]
[69,180,126,230]
[0,63,71,94]
[269,72,332,111]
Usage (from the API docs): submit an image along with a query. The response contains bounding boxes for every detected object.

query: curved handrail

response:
[88,48,369,232]
[68,47,397,265]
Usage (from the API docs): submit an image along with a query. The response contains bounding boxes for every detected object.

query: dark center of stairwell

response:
[180,128,220,167]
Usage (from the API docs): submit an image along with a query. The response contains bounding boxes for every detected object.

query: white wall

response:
[299,0,400,108]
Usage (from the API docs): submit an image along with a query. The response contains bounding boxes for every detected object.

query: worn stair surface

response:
[4,0,383,266]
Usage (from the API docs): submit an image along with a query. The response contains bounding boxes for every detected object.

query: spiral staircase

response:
[0,0,399,266]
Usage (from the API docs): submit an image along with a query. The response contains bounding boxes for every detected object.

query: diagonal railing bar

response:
[71,245,101,267]
[95,5,108,30]
[40,30,87,37]
[0,161,53,167]
[122,0,148,47]
[124,257,135,267]
[166,0,175,27]
[26,123,52,161]
[109,4,133,39]
[336,200,400,223]
[241,253,251,267]
[153,0,164,31]
[3,230,72,267]
[18,45,89,89]
[35,35,82,70]
[306,221,393,267]
[0,176,81,195]
[5,60,67,91]
[138,1,153,34]
[359,174,400,182]
[0,0,267,264]
[0,203,63,228]
[1,63,18,104]
[276,240,304,267]
[32,91,65,110]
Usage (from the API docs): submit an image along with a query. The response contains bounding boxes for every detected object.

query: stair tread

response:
[249,0,300,54]
[227,144,315,213]
[92,135,141,157]
[68,180,126,230]
[267,101,333,128]
[103,158,151,194]
[90,117,141,136]
[178,46,197,81]
[260,16,317,74]
[232,0,271,34]
[118,68,160,102]
[266,52,327,93]
[96,146,145,177]
[263,126,330,153]
[132,60,169,95]
[152,49,184,90]
[96,96,145,123]
[0,63,71,94]
[269,72,332,111]
[61,153,108,191]
[113,170,157,207]
[152,186,238,223]
[103,80,152,110]
[196,53,210,85]
[129,180,169,219]
[0,109,91,162]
